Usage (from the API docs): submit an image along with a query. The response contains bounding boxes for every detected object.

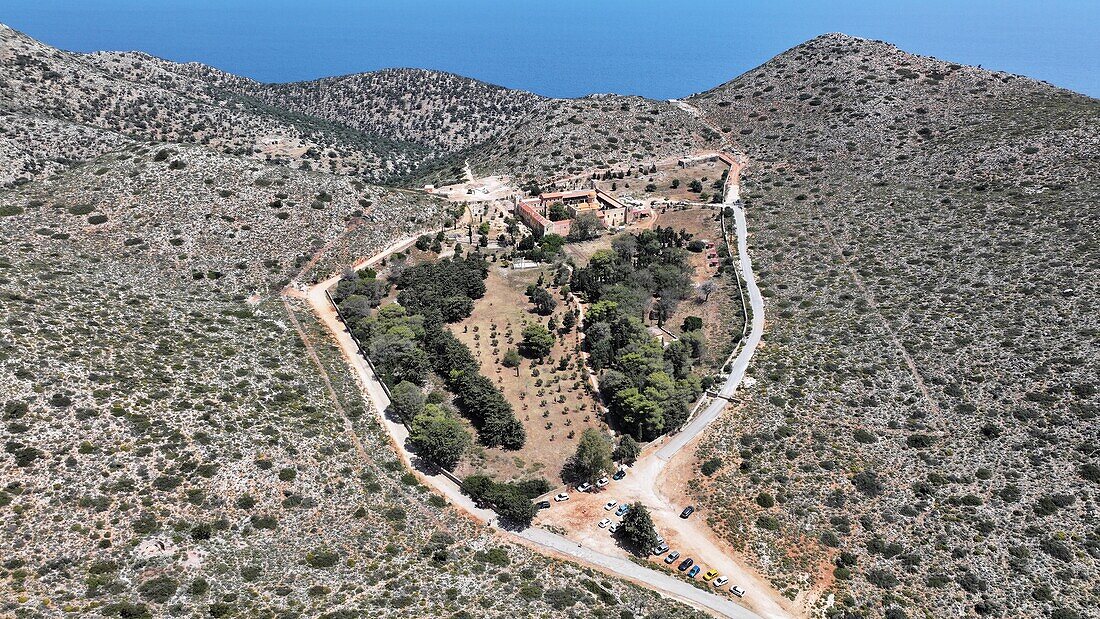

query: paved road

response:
[657,192,762,460]
[516,528,765,619]
[293,165,779,619]
[301,263,767,618]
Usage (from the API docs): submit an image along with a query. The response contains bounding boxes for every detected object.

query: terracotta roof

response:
[518,200,551,225]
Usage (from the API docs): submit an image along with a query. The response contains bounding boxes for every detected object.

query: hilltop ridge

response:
[0,24,1097,619]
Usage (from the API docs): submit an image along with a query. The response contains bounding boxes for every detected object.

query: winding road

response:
[657,195,762,459]
[290,161,777,618]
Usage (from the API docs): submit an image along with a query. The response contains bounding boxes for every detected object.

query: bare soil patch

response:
[651,206,747,373]
[596,158,728,205]
[450,265,603,483]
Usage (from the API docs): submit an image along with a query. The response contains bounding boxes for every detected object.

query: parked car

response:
[614,504,629,517]
[598,518,612,528]
[554,493,569,502]
[703,569,719,582]
[677,558,694,571]
[730,585,745,597]
[687,565,701,578]
[536,500,551,509]
[577,482,592,493]
[714,576,729,588]
[652,543,669,555]
[608,523,619,533]
[655,535,665,545]
[680,506,695,519]
[664,551,680,564]
[596,477,609,488]
[604,500,617,511]
[612,469,626,480]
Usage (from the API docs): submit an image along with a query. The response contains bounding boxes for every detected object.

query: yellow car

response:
[703,569,719,582]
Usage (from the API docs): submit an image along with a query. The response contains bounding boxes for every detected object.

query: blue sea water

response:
[3,0,1098,98]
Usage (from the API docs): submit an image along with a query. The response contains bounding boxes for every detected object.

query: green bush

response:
[756,515,780,530]
[306,548,340,568]
[138,575,178,603]
[700,458,722,476]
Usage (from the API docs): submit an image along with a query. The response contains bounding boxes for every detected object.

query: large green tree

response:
[618,502,659,554]
[613,435,640,465]
[567,212,603,242]
[461,474,537,527]
[520,323,554,359]
[409,406,471,470]
[388,380,426,423]
[528,286,557,316]
[564,428,614,485]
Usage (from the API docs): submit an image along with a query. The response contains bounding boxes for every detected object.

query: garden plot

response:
[450,265,603,484]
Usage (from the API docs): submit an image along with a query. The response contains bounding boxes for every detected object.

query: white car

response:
[554,493,569,502]
[730,585,745,597]
[608,523,619,533]
[598,518,612,528]
[604,500,618,511]
[596,477,609,488]
[713,576,729,588]
[577,482,592,492]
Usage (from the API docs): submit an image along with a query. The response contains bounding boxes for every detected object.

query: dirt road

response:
[296,251,770,619]
[287,165,794,618]
[537,181,795,619]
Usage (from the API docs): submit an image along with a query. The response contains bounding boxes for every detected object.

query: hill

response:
[460,93,723,186]
[243,68,544,153]
[0,24,426,186]
[0,142,697,618]
[183,66,723,188]
[687,33,1099,618]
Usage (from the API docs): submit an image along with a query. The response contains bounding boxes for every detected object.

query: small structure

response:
[678,152,738,168]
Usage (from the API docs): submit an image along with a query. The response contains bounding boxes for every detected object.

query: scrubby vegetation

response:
[690,33,1100,618]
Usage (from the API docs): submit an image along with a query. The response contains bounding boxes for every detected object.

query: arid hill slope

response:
[0,24,425,186]
[0,142,697,618]
[245,69,544,153]
[688,33,1099,619]
[438,94,722,189]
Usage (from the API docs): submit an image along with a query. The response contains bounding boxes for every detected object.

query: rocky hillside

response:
[0,143,448,293]
[185,67,721,188]
[0,24,425,186]
[0,142,700,618]
[243,69,544,153]
[459,94,723,187]
[690,34,1099,619]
